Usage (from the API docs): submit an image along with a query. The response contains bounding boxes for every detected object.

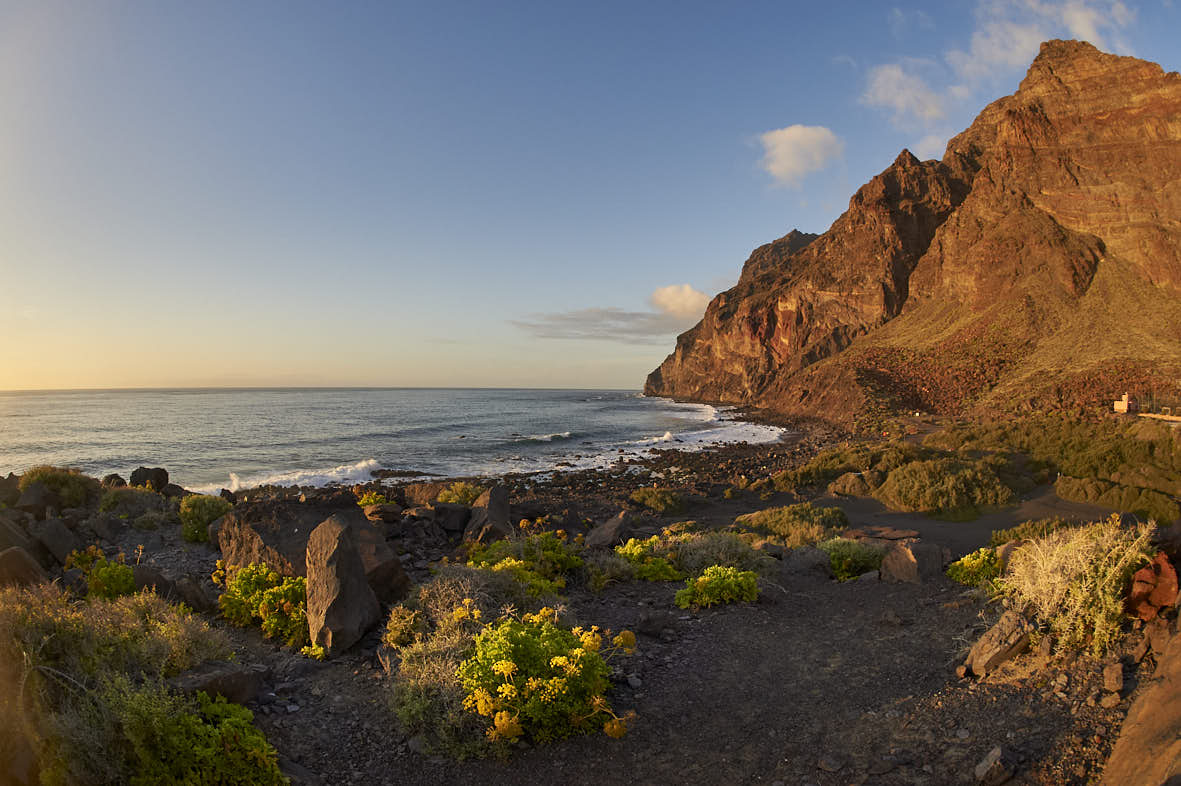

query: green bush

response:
[734,503,848,548]
[582,551,637,591]
[873,458,1015,518]
[456,607,635,744]
[467,532,583,597]
[107,681,286,786]
[817,538,885,581]
[946,548,1002,589]
[664,530,776,577]
[0,584,237,784]
[989,517,1083,547]
[357,490,388,506]
[19,465,100,508]
[99,486,164,518]
[438,482,485,506]
[629,487,686,514]
[764,441,930,492]
[65,547,136,600]
[1002,515,1154,655]
[178,495,233,543]
[674,565,759,609]
[212,561,309,647]
[614,537,683,581]
[1055,476,1180,523]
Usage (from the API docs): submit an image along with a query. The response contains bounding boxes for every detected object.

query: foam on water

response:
[192,458,382,494]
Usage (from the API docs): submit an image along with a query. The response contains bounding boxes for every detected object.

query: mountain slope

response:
[645,40,1181,426]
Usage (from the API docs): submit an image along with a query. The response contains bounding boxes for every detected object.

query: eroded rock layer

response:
[645,41,1181,424]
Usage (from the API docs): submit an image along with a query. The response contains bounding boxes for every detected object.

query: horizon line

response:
[0,384,644,394]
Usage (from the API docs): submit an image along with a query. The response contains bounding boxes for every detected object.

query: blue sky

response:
[1,0,1177,390]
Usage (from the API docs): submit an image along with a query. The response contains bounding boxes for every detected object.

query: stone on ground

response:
[585,510,635,549]
[464,485,512,543]
[168,660,270,704]
[880,541,945,584]
[0,547,48,587]
[1101,629,1181,785]
[306,515,380,655]
[964,610,1033,678]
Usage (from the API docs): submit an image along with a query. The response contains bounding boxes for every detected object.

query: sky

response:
[0,0,1178,391]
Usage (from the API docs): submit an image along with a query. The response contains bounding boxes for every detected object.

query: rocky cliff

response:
[645,41,1181,426]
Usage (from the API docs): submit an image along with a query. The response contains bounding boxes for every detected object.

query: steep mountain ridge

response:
[646,40,1181,426]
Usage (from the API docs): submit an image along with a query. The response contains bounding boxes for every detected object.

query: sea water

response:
[0,388,783,492]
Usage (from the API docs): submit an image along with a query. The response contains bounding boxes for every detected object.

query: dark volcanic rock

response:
[217,501,333,576]
[585,510,636,549]
[306,515,380,655]
[464,485,512,543]
[30,518,82,566]
[1101,629,1181,784]
[964,610,1033,679]
[130,467,169,492]
[101,474,126,488]
[16,482,59,519]
[168,661,269,705]
[0,547,48,587]
[880,542,945,584]
[0,473,21,507]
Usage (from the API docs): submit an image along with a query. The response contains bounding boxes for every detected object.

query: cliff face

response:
[646,41,1181,423]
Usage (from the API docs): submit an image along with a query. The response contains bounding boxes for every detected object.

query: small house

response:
[1113,392,1139,413]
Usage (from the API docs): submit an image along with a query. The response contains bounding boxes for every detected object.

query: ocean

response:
[0,388,784,493]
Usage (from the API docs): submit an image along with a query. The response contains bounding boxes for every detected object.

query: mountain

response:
[645,40,1181,427]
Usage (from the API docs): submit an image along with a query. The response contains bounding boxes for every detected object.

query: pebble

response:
[1100,693,1121,709]
[287,704,301,713]
[628,675,643,689]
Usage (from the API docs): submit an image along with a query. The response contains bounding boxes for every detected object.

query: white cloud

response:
[889,7,935,38]
[513,284,711,343]
[861,64,946,127]
[913,133,949,160]
[758,125,845,188]
[946,18,1048,82]
[649,284,709,319]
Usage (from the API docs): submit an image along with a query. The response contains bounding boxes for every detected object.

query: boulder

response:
[0,473,21,507]
[0,513,34,554]
[964,610,1033,678]
[362,503,404,524]
[15,482,59,519]
[880,542,946,584]
[160,483,187,499]
[464,485,512,543]
[585,510,636,549]
[129,467,169,492]
[780,546,835,580]
[0,547,48,587]
[101,474,126,488]
[1125,551,1178,621]
[168,661,269,704]
[174,575,216,613]
[133,564,175,597]
[217,500,334,576]
[218,488,237,504]
[350,517,411,605]
[432,502,471,534]
[1101,629,1181,785]
[402,482,447,507]
[306,515,380,655]
[30,518,82,565]
[88,513,126,542]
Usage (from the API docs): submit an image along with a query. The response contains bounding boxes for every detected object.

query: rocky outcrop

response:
[0,547,48,587]
[646,41,1181,422]
[464,485,512,543]
[585,510,637,549]
[880,542,945,584]
[306,516,380,655]
[129,467,169,492]
[1101,629,1181,784]
[217,501,334,576]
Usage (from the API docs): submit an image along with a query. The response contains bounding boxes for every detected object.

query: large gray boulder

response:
[585,510,637,549]
[402,482,447,507]
[16,482,59,519]
[432,502,471,534]
[0,473,20,507]
[464,485,512,543]
[129,466,169,492]
[353,519,411,605]
[880,542,946,584]
[0,513,34,554]
[0,547,48,587]
[306,515,380,655]
[30,518,81,566]
[217,501,333,576]
[1101,629,1181,785]
[964,610,1033,678]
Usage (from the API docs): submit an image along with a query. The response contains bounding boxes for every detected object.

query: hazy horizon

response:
[3,1,1177,391]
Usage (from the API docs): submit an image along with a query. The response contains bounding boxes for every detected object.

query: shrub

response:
[212,561,309,647]
[456,607,635,745]
[614,537,682,581]
[675,565,759,609]
[1002,514,1154,655]
[764,441,930,492]
[874,458,1015,517]
[357,490,388,506]
[467,532,583,597]
[817,538,885,581]
[734,503,848,548]
[66,546,136,600]
[0,584,237,784]
[384,566,532,758]
[663,530,776,577]
[19,465,100,508]
[438,482,485,506]
[946,548,1002,589]
[178,495,233,543]
[582,551,636,592]
[628,487,686,514]
[990,517,1083,547]
[1055,476,1180,524]
[99,486,164,518]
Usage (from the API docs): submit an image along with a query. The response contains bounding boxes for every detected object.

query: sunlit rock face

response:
[646,41,1181,423]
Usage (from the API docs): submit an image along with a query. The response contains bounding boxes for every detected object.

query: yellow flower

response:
[603,718,628,738]
[492,660,518,678]
[464,688,497,716]
[612,630,637,652]
[492,711,523,741]
[549,655,569,670]
[451,606,469,622]
[580,631,602,652]
[497,683,517,700]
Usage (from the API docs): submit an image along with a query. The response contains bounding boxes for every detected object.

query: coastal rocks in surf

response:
[129,467,170,492]
[306,515,380,656]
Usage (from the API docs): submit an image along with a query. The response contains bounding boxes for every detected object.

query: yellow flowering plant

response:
[457,607,636,744]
